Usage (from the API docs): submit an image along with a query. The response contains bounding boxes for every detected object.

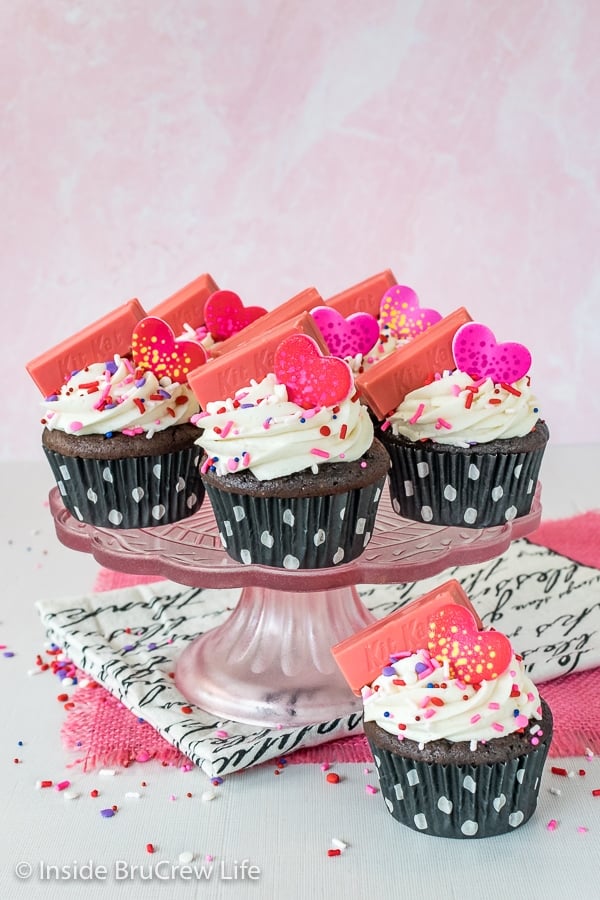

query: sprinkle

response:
[327,849,341,857]
[500,382,522,396]
[146,844,155,854]
[464,391,474,409]
[90,789,99,798]
[55,780,70,791]
[36,780,53,789]
[470,714,481,724]
[180,706,193,715]
[100,808,115,818]
[379,420,390,432]
[365,784,378,794]
[577,826,588,834]
[69,421,84,432]
[547,819,558,831]
[435,418,452,430]
[201,791,215,802]
[211,777,223,786]
[409,403,425,425]
[331,838,347,851]
[215,729,229,739]
[339,423,348,439]
[179,852,194,864]
[63,790,80,801]
[310,448,330,459]
[125,792,141,799]
[549,788,562,796]
[551,766,569,777]
[592,789,600,797]
[326,773,340,784]
[491,723,504,732]
[219,420,234,438]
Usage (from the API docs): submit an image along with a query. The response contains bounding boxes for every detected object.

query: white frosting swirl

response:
[387,371,540,448]
[194,373,374,481]
[362,649,542,744]
[42,357,199,437]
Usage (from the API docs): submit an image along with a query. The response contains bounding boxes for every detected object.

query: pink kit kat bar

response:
[325,269,397,318]
[188,311,329,409]
[331,579,482,695]
[147,273,219,337]
[209,287,323,358]
[356,307,472,420]
[26,298,147,397]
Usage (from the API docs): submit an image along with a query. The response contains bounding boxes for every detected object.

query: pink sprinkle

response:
[470,714,481,724]
[123,357,135,373]
[365,785,378,794]
[515,714,529,728]
[451,384,462,397]
[320,763,330,771]
[380,419,391,432]
[226,458,239,472]
[409,403,425,425]
[527,692,535,702]
[492,722,505,732]
[262,417,272,430]
[419,695,431,709]
[242,452,251,466]
[435,418,452,430]
[215,729,228,739]
[310,448,330,459]
[219,420,234,438]
[423,708,437,719]
[547,819,558,831]
[201,458,212,475]
[577,826,588,834]
[69,421,84,432]
[488,702,500,710]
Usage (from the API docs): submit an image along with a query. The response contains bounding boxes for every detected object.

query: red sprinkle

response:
[592,789,600,797]
[133,398,145,414]
[146,843,155,854]
[327,849,341,857]
[180,706,193,715]
[500,382,522,396]
[326,773,340,784]
[339,424,348,439]
[90,789,99,798]
[319,426,331,437]
[579,769,586,776]
[57,693,69,702]
[551,766,568,776]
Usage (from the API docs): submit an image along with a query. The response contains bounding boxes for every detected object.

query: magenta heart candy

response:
[428,604,512,684]
[274,334,353,410]
[204,290,267,341]
[379,285,442,338]
[311,306,380,359]
[131,317,207,381]
[452,323,531,383]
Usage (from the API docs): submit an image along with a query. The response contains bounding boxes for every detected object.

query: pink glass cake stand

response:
[50,485,542,728]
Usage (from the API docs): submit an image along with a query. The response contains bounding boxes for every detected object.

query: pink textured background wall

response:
[4,0,599,460]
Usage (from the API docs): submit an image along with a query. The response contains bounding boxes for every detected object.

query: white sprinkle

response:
[27,668,43,676]
[63,790,80,801]
[201,791,215,802]
[99,768,117,777]
[125,792,141,799]
[178,851,194,864]
[331,838,347,851]
[549,788,562,796]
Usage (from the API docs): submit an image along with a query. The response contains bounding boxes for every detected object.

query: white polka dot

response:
[509,810,524,828]
[186,493,197,509]
[421,506,433,522]
[152,504,166,520]
[416,462,429,478]
[87,488,98,503]
[240,549,252,564]
[224,520,233,536]
[527,479,534,494]
[152,464,162,479]
[108,509,123,526]
[392,498,401,514]
[59,465,71,480]
[463,508,478,524]
[103,467,113,483]
[283,509,295,526]
[461,820,479,836]
[407,769,420,786]
[233,506,245,522]
[219,532,227,548]
[394,783,404,800]
[385,797,394,813]
[73,506,83,520]
[362,531,371,547]
[443,485,457,501]
[355,517,366,534]
[414,813,428,830]
[314,529,326,546]
[493,794,506,811]
[131,487,144,502]
[283,554,300,569]
[374,487,381,502]
[260,531,274,548]
[193,454,200,465]
[58,481,67,496]
[505,506,517,521]
[339,506,346,519]
[463,775,477,793]
[516,768,526,784]
[175,477,185,492]
[468,464,480,480]
[374,754,381,766]
[404,480,414,497]
[513,464,523,479]
[332,547,345,564]
[438,796,453,814]
[491,485,504,501]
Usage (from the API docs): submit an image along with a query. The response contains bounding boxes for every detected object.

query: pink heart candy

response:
[274,334,354,410]
[311,306,380,359]
[428,604,512,684]
[131,317,207,381]
[452,323,531,383]
[204,290,267,341]
[379,285,442,338]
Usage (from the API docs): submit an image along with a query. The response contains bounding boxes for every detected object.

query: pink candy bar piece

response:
[147,273,219,337]
[331,579,482,695]
[26,298,146,397]
[188,311,329,408]
[209,287,323,358]
[356,307,472,419]
[326,269,397,318]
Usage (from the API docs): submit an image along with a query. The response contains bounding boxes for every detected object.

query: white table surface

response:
[1,447,599,900]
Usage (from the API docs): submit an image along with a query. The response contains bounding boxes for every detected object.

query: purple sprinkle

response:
[240,403,255,408]
[147,643,157,651]
[123,644,135,652]
[3,651,15,658]
[158,389,171,399]
[45,394,58,402]
[100,808,115,818]
[382,665,396,676]
[415,662,429,674]
[135,377,147,387]
[106,360,118,374]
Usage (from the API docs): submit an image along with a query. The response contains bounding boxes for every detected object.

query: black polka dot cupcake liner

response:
[383,432,548,528]
[44,445,204,529]
[366,709,552,838]
[203,478,387,569]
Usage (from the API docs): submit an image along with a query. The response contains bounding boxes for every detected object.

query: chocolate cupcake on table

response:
[332,580,553,839]
[34,313,206,529]
[194,333,389,569]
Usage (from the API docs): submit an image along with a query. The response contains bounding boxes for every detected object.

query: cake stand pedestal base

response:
[175,584,375,727]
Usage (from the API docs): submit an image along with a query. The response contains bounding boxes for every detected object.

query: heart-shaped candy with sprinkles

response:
[274,334,353,410]
[204,290,267,341]
[311,306,380,359]
[131,317,207,382]
[379,285,442,339]
[452,322,531,383]
[427,604,512,684]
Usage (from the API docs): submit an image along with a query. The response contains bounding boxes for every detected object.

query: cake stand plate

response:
[49,486,542,727]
